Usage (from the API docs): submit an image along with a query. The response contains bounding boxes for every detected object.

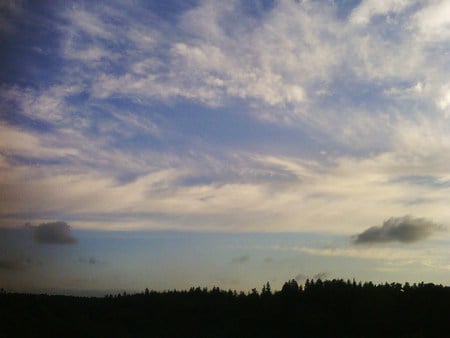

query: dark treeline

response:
[1,279,449,337]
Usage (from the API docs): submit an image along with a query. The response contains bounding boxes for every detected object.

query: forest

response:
[1,279,449,337]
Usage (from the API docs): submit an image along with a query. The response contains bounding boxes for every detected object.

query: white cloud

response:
[45,0,449,135]
[384,81,425,98]
[1,84,83,124]
[414,0,450,40]
[273,244,450,271]
[65,45,110,62]
[74,1,343,108]
[2,133,450,234]
[436,84,450,117]
[65,8,114,40]
[2,0,450,237]
[0,123,79,160]
[349,0,413,25]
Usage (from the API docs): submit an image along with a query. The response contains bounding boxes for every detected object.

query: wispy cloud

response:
[1,0,450,236]
[313,272,330,280]
[294,273,307,282]
[277,243,450,271]
[2,0,450,292]
[349,0,414,26]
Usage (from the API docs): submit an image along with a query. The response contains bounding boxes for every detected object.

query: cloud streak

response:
[1,1,450,237]
[275,243,450,271]
[353,216,442,244]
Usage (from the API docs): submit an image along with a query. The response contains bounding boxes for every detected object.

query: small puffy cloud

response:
[353,216,442,244]
[34,221,77,244]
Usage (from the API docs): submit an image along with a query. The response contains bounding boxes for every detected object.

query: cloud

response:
[414,0,450,40]
[294,273,307,282]
[313,272,329,280]
[34,222,77,244]
[231,255,249,264]
[65,7,114,40]
[353,216,442,244]
[272,242,450,271]
[293,272,329,282]
[291,245,433,262]
[2,1,450,236]
[349,0,413,25]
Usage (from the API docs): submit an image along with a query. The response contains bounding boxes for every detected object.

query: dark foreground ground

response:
[1,279,449,338]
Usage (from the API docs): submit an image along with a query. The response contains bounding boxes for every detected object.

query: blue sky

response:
[1,0,449,294]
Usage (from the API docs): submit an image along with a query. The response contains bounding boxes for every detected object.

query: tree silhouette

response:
[261,282,271,296]
[281,279,299,294]
[0,279,448,337]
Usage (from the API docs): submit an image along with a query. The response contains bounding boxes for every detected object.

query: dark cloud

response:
[34,222,77,244]
[232,255,249,264]
[353,216,442,244]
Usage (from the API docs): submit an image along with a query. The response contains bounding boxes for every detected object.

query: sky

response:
[1,0,450,295]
